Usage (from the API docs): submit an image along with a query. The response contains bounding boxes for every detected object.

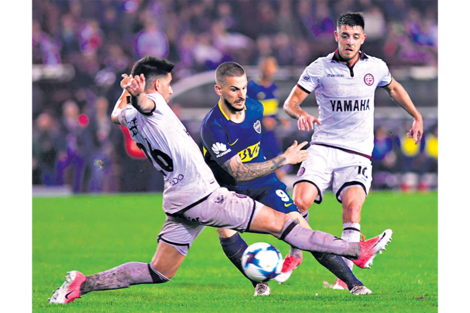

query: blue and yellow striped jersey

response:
[200,98,277,188]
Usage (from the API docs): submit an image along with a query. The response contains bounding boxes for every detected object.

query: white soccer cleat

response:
[254,282,270,296]
[49,271,87,304]
[350,285,372,295]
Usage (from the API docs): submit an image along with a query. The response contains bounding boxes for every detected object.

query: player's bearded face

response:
[335,25,366,63]
[220,75,247,113]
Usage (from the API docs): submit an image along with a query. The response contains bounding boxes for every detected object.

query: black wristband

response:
[129,93,151,115]
[130,93,140,105]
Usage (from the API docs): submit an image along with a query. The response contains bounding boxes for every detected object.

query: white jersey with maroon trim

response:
[118,92,219,214]
[297,50,392,156]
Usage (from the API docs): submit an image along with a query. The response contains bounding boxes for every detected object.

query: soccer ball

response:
[241,242,283,282]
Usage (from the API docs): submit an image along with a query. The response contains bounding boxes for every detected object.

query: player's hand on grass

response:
[297,112,321,131]
[283,140,309,165]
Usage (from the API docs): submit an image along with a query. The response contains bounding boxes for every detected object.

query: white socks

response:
[341,222,361,270]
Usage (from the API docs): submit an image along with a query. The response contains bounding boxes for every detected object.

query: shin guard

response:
[278,219,360,259]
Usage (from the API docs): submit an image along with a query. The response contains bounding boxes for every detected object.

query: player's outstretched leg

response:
[274,211,308,283]
[249,207,392,267]
[275,218,393,268]
[49,262,170,303]
[49,242,183,304]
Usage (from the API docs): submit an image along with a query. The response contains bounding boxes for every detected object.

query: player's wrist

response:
[278,154,288,166]
[414,113,423,123]
[297,111,309,120]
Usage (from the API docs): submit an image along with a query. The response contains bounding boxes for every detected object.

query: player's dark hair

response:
[215,62,245,86]
[337,12,365,30]
[131,55,175,90]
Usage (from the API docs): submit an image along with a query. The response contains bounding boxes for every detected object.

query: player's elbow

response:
[110,111,120,125]
[133,100,155,115]
[283,99,292,112]
[283,97,298,115]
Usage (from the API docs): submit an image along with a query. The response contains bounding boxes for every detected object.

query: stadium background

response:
[32,0,438,196]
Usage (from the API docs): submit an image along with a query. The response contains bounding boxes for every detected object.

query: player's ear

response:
[361,33,367,44]
[334,30,339,42]
[214,84,222,96]
[154,79,160,92]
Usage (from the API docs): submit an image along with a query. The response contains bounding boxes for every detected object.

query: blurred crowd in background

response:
[32,0,438,194]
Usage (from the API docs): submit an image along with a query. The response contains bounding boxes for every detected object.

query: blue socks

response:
[219,233,258,287]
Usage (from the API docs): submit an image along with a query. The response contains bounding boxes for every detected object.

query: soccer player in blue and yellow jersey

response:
[247,56,279,118]
[201,62,373,296]
[247,56,287,180]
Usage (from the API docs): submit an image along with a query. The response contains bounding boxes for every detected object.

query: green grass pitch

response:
[33,192,437,312]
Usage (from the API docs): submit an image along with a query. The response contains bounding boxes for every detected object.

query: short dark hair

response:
[215,62,245,86]
[131,55,175,90]
[337,12,365,30]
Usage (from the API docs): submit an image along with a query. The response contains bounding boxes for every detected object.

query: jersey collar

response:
[218,100,246,120]
[332,49,368,62]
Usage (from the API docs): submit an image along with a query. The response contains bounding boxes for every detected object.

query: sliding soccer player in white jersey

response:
[283,12,422,290]
[49,56,393,304]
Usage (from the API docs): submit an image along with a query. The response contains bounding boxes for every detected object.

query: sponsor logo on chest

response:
[330,99,371,112]
[238,142,261,162]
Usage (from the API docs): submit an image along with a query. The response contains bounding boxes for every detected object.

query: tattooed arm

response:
[222,140,309,182]
[283,85,321,131]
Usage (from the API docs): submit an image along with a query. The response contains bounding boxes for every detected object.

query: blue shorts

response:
[231,176,299,214]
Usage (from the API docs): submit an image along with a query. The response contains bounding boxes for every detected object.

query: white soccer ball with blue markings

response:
[241,242,283,282]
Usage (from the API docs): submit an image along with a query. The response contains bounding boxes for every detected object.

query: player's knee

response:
[217,228,237,238]
[293,196,311,213]
[266,210,289,236]
[148,262,173,282]
[343,202,362,215]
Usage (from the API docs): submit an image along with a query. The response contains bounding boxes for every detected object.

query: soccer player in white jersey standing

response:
[283,12,423,290]
[49,55,393,304]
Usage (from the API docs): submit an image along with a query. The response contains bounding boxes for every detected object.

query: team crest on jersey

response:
[302,74,311,82]
[253,120,261,134]
[297,166,306,177]
[364,73,374,86]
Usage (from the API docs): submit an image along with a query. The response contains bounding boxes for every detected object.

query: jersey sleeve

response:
[296,59,323,93]
[201,121,238,166]
[377,59,392,87]
[246,80,257,99]
[117,108,128,126]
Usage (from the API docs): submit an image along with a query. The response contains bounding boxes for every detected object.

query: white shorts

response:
[157,187,264,256]
[294,144,372,204]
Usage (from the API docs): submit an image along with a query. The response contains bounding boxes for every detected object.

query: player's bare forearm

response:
[222,155,287,182]
[283,85,309,119]
[111,89,130,124]
[284,98,305,120]
[284,86,318,131]
[385,78,422,122]
[384,78,423,143]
